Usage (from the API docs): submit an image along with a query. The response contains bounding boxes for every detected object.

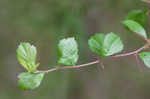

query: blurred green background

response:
[1,0,150,99]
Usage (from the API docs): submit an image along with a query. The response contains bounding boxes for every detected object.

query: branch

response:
[134,53,143,72]
[35,60,100,73]
[35,43,150,74]
[112,46,145,58]
[131,30,149,42]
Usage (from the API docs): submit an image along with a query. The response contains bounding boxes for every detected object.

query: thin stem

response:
[35,43,150,74]
[35,60,100,73]
[132,30,149,42]
[134,54,142,72]
[112,46,145,58]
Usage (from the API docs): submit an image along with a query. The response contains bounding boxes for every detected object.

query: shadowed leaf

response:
[125,9,148,26]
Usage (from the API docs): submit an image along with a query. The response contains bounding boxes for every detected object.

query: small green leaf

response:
[125,9,148,26]
[139,52,150,68]
[88,34,105,55]
[58,37,79,66]
[122,20,147,39]
[88,32,124,57]
[18,72,45,90]
[17,42,39,72]
[104,33,124,56]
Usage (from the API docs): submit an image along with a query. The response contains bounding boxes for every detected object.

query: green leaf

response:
[125,9,148,26]
[122,20,147,39]
[104,33,124,56]
[17,42,39,72]
[88,32,124,57]
[18,72,45,90]
[88,34,105,55]
[139,52,150,68]
[58,37,79,66]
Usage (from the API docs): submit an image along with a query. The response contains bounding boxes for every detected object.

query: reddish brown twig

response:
[131,30,149,42]
[112,46,145,58]
[35,60,100,73]
[134,53,143,72]
[35,47,145,73]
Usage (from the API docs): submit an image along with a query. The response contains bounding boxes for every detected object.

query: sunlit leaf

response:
[88,32,124,57]
[122,20,147,39]
[17,42,39,72]
[18,72,45,90]
[58,37,79,65]
[104,33,124,56]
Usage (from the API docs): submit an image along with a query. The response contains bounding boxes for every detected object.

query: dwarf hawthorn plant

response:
[16,9,150,90]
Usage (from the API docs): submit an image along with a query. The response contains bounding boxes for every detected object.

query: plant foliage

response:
[16,9,150,90]
[58,37,79,66]
[88,32,124,57]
